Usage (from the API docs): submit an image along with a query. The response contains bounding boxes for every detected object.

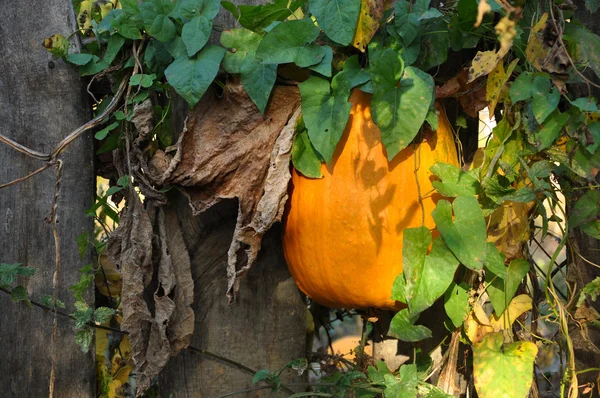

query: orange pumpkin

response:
[283,90,459,310]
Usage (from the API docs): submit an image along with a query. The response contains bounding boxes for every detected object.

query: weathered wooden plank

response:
[0,1,95,396]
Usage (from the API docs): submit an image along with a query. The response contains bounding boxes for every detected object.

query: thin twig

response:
[0,163,53,190]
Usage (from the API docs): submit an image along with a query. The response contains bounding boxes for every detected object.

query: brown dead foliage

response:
[436,68,488,118]
[166,83,301,300]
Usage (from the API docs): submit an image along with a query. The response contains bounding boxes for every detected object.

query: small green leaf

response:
[103,34,126,66]
[41,295,66,309]
[95,122,119,140]
[0,263,36,286]
[10,285,30,303]
[473,332,537,398]
[532,76,560,124]
[165,45,225,108]
[93,307,116,323]
[530,111,569,151]
[182,16,212,57]
[430,162,480,197]
[222,0,303,32]
[241,61,277,114]
[509,72,533,103]
[292,127,324,178]
[67,53,93,65]
[75,328,94,353]
[577,277,600,306]
[389,308,432,342]
[486,258,529,315]
[571,97,598,112]
[431,197,487,271]
[341,55,370,88]
[308,46,333,77]
[565,23,600,81]
[309,0,361,45]
[444,282,470,328]
[255,19,322,66]
[73,306,94,329]
[299,74,352,163]
[221,28,262,74]
[370,49,434,160]
[402,227,460,315]
[569,190,600,229]
[140,0,177,42]
[252,369,272,384]
[179,0,220,19]
[77,231,89,260]
[111,12,143,40]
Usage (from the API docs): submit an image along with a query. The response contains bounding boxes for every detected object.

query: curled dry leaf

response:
[107,193,194,395]
[166,82,301,300]
[487,200,535,261]
[475,0,492,28]
[438,68,487,117]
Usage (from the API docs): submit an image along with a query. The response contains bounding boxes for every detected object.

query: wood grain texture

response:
[0,0,95,396]
[159,199,306,397]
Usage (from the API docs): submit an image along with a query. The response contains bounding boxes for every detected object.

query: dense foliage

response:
[5,0,593,396]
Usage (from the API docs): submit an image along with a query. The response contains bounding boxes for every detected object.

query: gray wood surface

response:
[0,1,95,396]
[159,200,306,397]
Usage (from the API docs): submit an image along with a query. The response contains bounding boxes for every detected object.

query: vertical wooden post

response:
[0,1,95,396]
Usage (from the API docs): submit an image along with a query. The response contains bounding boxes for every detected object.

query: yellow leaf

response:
[352,0,383,52]
[465,302,494,343]
[468,51,500,83]
[491,294,532,331]
[495,16,516,57]
[487,201,534,261]
[475,0,492,28]
[486,58,518,117]
[525,13,549,71]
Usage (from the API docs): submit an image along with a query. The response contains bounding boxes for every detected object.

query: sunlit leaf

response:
[486,258,529,315]
[444,282,471,328]
[430,162,480,197]
[473,332,537,398]
[292,127,324,178]
[389,308,432,342]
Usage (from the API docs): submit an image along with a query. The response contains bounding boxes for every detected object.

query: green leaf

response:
[77,231,89,260]
[93,307,116,323]
[79,55,109,76]
[182,16,212,57]
[370,49,434,160]
[509,71,533,103]
[165,45,225,108]
[431,197,487,271]
[103,34,126,66]
[179,0,220,19]
[252,369,273,384]
[416,19,450,71]
[484,242,506,278]
[75,328,94,353]
[41,295,66,309]
[402,228,460,314]
[95,122,119,140]
[0,263,36,286]
[293,43,326,68]
[577,277,600,306]
[221,28,262,74]
[309,0,360,45]
[222,0,304,32]
[473,333,537,398]
[111,12,143,40]
[565,23,600,81]
[255,19,322,66]
[140,0,177,42]
[430,162,480,197]
[341,55,370,88]
[73,306,94,329]
[10,285,30,303]
[569,190,600,229]
[299,74,352,163]
[292,127,324,178]
[532,76,560,124]
[145,39,174,74]
[389,309,432,342]
[241,61,277,114]
[43,33,69,58]
[67,53,93,66]
[571,97,598,112]
[586,122,600,154]
[167,36,188,59]
[530,111,569,151]
[308,46,333,77]
[395,1,420,45]
[486,258,529,315]
[391,272,408,304]
[444,282,470,328]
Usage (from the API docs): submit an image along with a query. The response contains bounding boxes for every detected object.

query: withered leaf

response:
[167,82,301,300]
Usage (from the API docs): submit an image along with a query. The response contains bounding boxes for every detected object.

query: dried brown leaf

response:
[167,83,301,300]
